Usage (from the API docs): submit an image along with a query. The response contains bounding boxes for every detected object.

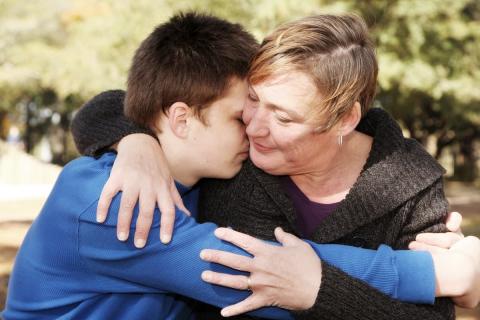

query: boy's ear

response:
[339,101,362,135]
[167,102,191,138]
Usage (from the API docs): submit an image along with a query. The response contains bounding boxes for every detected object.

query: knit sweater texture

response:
[71,90,455,320]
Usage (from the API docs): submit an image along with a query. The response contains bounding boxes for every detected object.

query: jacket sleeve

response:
[78,202,293,320]
[70,90,156,156]
[293,178,455,320]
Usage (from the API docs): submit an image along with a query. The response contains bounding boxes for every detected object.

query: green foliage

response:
[0,0,479,178]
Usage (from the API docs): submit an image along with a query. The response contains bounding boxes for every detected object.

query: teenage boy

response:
[2,12,442,320]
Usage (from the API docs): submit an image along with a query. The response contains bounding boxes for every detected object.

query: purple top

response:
[282,176,339,237]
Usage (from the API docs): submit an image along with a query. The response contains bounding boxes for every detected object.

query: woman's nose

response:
[246,107,269,138]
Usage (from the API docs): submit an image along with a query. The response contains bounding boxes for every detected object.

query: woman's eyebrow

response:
[266,102,302,119]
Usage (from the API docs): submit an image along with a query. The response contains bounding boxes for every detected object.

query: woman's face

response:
[243,71,340,176]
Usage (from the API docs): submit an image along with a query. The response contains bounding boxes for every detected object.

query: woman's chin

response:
[250,152,283,175]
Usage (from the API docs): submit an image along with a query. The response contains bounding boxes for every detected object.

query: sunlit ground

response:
[1,179,479,318]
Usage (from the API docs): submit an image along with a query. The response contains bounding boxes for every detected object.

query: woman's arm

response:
[70,90,154,156]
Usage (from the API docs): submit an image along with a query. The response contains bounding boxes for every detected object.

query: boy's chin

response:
[213,164,243,179]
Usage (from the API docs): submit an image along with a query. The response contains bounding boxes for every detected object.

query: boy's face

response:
[189,77,250,179]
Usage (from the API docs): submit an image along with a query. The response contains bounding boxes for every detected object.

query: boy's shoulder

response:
[58,152,115,189]
[47,153,116,219]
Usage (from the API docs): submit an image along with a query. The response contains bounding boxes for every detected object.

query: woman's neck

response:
[290,131,373,204]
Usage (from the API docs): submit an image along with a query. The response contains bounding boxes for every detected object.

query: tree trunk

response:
[24,99,35,153]
[454,135,478,182]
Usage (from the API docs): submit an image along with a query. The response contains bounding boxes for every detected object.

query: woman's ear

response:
[339,102,362,135]
[167,102,191,138]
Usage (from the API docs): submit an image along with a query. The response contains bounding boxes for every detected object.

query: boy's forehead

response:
[210,78,248,114]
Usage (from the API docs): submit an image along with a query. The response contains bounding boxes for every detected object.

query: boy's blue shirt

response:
[2,153,435,319]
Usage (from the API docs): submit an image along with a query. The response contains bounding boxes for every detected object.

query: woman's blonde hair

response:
[249,14,378,131]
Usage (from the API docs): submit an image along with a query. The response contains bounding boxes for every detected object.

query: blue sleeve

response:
[78,205,293,320]
[79,203,434,320]
[305,242,435,304]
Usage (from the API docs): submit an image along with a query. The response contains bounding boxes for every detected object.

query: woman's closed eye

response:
[275,113,292,124]
[247,92,259,102]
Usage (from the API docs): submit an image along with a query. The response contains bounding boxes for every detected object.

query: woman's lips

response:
[252,141,275,153]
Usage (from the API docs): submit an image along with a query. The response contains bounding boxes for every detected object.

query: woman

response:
[72,14,479,319]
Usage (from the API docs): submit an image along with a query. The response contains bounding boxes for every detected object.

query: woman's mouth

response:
[252,141,275,153]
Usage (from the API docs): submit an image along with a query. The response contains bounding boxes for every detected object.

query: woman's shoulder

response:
[361,108,445,181]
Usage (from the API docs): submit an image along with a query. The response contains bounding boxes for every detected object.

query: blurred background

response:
[0,0,479,317]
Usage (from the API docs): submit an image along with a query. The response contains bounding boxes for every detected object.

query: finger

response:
[221,295,265,317]
[214,228,266,255]
[200,249,253,271]
[170,182,191,216]
[408,241,448,254]
[133,191,156,248]
[97,180,120,223]
[158,193,176,244]
[415,232,463,249]
[201,271,250,290]
[274,227,302,247]
[446,211,463,235]
[117,187,139,241]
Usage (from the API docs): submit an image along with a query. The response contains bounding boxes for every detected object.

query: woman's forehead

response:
[252,72,319,111]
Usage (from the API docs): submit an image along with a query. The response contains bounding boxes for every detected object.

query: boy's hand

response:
[97,133,190,248]
[409,212,480,309]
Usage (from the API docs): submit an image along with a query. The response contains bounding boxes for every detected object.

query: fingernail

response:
[200,250,207,260]
[221,309,231,317]
[201,271,211,281]
[160,234,171,244]
[215,228,225,237]
[117,232,128,241]
[96,215,105,223]
[135,239,146,248]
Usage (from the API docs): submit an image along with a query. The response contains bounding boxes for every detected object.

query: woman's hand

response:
[409,211,464,251]
[200,227,322,317]
[97,133,190,247]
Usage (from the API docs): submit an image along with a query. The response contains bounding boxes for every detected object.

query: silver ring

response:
[246,277,252,291]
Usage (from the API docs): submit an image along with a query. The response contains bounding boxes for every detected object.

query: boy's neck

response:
[157,136,200,188]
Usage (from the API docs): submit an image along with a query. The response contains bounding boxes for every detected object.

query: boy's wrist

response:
[432,251,471,297]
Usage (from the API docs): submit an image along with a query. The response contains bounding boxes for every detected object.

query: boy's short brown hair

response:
[249,14,378,131]
[124,12,258,130]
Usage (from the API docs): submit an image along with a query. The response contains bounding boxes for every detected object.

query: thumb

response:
[408,241,447,255]
[274,227,301,247]
[446,211,462,233]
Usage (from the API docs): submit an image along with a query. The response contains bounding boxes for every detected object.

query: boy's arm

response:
[293,178,455,320]
[199,227,435,317]
[79,198,435,318]
[307,243,435,304]
[71,90,154,156]
[78,203,293,320]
